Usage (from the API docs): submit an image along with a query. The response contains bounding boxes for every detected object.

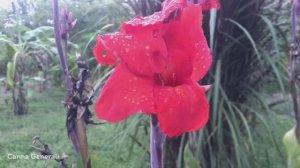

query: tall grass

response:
[196,1,290,168]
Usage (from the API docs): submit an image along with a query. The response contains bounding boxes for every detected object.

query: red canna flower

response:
[93,0,220,137]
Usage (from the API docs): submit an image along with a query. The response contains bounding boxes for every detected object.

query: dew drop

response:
[113,51,118,56]
[124,35,133,40]
[152,29,160,38]
[102,50,107,57]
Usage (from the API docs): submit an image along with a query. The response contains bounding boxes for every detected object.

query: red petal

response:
[93,32,168,76]
[163,5,212,81]
[121,0,185,32]
[162,0,220,13]
[161,0,187,17]
[121,30,168,76]
[122,0,219,31]
[191,28,212,81]
[198,0,221,11]
[121,13,164,33]
[154,80,209,137]
[94,63,155,122]
[93,35,118,66]
[160,48,193,85]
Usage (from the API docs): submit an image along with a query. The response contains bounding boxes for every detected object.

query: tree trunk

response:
[12,84,28,115]
[13,56,28,115]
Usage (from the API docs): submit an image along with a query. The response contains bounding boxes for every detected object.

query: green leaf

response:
[283,127,300,168]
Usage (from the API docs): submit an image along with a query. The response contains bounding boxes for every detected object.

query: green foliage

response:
[195,1,291,168]
[0,0,124,85]
[0,87,149,168]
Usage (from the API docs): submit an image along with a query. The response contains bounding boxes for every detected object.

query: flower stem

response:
[290,0,300,143]
[150,114,165,168]
[52,0,72,96]
[53,0,91,167]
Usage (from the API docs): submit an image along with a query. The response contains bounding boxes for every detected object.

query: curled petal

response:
[154,80,209,137]
[95,63,155,122]
[93,34,118,66]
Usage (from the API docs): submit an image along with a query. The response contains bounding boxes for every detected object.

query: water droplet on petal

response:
[124,35,133,40]
[102,50,107,57]
[113,51,118,56]
[152,29,160,38]
[195,43,200,49]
